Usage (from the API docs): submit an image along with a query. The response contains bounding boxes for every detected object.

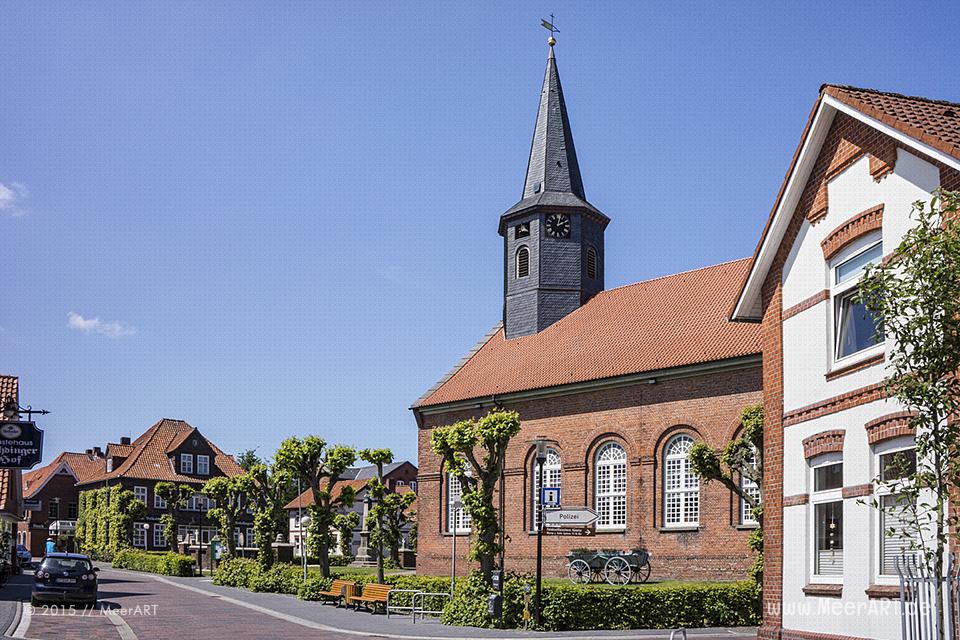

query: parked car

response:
[31,553,98,606]
[16,545,32,569]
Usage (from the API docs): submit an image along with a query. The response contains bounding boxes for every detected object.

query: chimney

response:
[92,446,103,457]
[120,436,131,445]
[85,449,93,456]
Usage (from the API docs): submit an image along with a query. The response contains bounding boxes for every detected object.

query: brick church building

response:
[412,41,763,580]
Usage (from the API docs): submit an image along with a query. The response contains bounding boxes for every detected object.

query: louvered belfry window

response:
[517,246,530,278]
[586,247,597,279]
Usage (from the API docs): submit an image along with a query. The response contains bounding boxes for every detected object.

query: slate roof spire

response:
[522,41,585,200]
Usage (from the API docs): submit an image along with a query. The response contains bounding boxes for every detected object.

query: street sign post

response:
[543,506,598,527]
[0,421,44,469]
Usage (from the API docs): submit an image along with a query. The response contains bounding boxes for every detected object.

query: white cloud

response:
[0,182,28,217]
[67,312,136,338]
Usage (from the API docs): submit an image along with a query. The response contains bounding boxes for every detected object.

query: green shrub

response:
[213,557,260,589]
[112,549,194,577]
[442,572,761,631]
[249,563,303,594]
[304,554,354,567]
[297,576,334,601]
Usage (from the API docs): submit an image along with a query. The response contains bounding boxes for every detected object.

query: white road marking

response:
[11,600,31,638]
[103,607,139,640]
[150,574,755,640]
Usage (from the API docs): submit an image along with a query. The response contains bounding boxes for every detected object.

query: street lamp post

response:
[299,514,311,581]
[532,436,551,629]
[450,500,462,596]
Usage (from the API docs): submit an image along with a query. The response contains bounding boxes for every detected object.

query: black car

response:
[31,553,98,606]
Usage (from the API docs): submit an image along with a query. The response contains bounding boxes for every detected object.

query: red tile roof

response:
[824,85,960,161]
[78,418,245,485]
[284,480,369,511]
[415,259,761,408]
[105,442,134,458]
[23,451,104,498]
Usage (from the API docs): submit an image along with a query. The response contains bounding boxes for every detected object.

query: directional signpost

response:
[543,506,598,536]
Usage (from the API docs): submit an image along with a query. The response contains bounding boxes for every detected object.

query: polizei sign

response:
[0,421,44,469]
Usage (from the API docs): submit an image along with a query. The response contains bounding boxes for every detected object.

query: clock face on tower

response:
[544,214,571,238]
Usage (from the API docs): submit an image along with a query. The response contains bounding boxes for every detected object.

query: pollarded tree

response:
[247,463,290,569]
[274,436,357,577]
[204,474,253,557]
[359,448,393,583]
[375,490,417,567]
[688,404,764,581]
[332,511,360,558]
[858,190,960,639]
[430,409,521,584]
[154,482,196,552]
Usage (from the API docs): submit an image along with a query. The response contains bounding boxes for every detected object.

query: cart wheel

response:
[634,561,652,583]
[603,556,632,585]
[567,559,591,584]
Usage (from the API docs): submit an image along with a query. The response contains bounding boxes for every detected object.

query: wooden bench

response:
[315,579,356,606]
[347,583,392,613]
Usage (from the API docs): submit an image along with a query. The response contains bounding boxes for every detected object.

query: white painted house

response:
[733,85,960,640]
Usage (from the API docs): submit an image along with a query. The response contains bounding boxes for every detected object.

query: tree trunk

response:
[319,538,330,578]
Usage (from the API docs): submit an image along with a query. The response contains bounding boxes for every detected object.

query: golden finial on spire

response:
[541,15,558,46]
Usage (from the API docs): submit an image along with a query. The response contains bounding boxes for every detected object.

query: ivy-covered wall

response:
[75,486,145,560]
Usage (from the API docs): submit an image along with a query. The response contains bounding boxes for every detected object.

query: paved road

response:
[4,568,757,640]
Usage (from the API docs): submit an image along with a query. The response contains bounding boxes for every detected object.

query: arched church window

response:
[595,442,627,529]
[517,246,530,278]
[532,448,561,529]
[663,434,699,527]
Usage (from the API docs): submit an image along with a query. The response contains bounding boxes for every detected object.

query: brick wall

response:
[415,364,762,580]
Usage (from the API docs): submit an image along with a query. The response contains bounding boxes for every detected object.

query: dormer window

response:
[197,454,210,476]
[180,453,193,474]
[106,459,113,473]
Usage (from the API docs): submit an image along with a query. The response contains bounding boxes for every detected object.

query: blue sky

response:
[2,2,957,466]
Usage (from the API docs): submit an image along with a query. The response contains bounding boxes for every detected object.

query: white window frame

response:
[153,525,167,549]
[154,493,167,510]
[663,435,699,528]
[197,454,210,475]
[874,438,918,582]
[180,453,193,474]
[447,471,472,534]
[133,522,147,548]
[740,445,760,526]
[830,236,884,367]
[595,442,627,531]
[532,448,562,530]
[810,453,844,582]
[133,485,148,505]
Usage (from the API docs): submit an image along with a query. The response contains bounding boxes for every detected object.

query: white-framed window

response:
[154,493,167,510]
[810,455,844,579]
[153,526,167,548]
[106,459,114,473]
[832,239,884,363]
[133,522,147,548]
[595,442,627,530]
[197,454,210,475]
[189,493,207,512]
[233,527,242,548]
[516,246,530,278]
[741,445,761,526]
[875,442,918,578]
[663,435,699,527]
[246,527,255,546]
[447,471,472,534]
[532,448,562,529]
[396,480,405,487]
[133,486,148,505]
[180,453,193,474]
[410,481,417,492]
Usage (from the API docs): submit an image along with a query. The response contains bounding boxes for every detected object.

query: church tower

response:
[500,40,609,339]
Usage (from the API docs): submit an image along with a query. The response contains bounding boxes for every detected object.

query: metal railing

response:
[412,591,452,623]
[385,589,420,619]
[896,554,960,640]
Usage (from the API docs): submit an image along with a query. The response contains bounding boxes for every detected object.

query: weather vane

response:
[541,14,559,46]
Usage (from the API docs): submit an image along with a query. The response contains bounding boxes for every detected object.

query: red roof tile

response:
[23,451,105,498]
[79,418,245,485]
[824,85,960,161]
[415,259,761,408]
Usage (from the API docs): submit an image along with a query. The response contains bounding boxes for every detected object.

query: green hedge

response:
[212,560,759,631]
[442,572,760,630]
[112,549,194,577]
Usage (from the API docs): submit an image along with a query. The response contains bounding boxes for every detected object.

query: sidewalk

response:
[0,573,33,636]
[131,569,756,640]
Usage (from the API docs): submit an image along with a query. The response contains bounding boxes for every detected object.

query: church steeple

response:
[522,43,585,200]
[499,40,610,340]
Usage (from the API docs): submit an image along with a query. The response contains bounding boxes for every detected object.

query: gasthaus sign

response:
[0,421,44,469]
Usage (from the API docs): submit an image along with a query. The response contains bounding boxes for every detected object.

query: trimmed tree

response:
[203,474,252,557]
[688,404,764,581]
[332,511,360,558]
[247,463,290,569]
[155,482,196,552]
[430,409,521,584]
[858,189,960,638]
[275,436,356,578]
[359,448,393,583]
